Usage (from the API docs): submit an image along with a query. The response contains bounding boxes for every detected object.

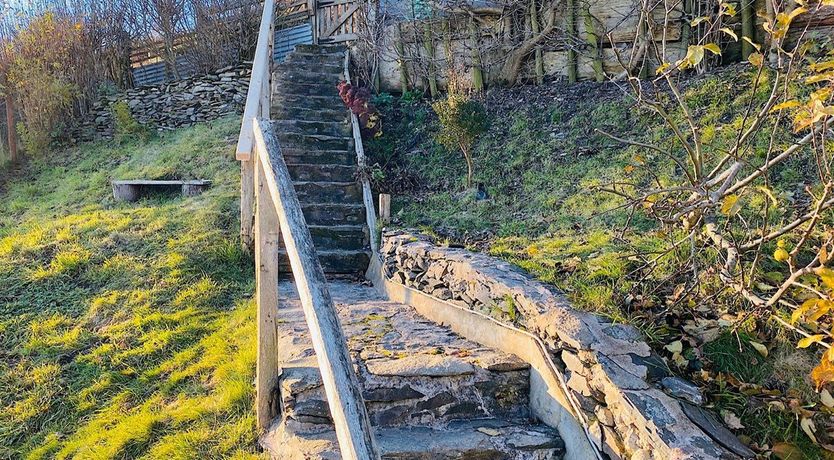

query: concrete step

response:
[272,283,531,429]
[277,132,353,151]
[301,203,365,226]
[278,250,370,274]
[273,119,351,138]
[265,419,565,460]
[294,181,361,204]
[287,163,356,182]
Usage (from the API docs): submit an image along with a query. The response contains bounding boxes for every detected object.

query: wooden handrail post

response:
[255,146,281,432]
[241,160,255,253]
[253,118,379,460]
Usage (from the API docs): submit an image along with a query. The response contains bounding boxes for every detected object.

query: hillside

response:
[367,66,827,456]
[0,117,262,459]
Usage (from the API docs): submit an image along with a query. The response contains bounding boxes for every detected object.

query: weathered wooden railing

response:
[250,118,378,459]
[343,50,378,253]
[236,2,378,459]
[237,0,276,252]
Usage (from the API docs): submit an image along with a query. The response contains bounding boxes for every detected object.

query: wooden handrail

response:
[343,50,379,254]
[252,118,380,460]
[236,0,276,161]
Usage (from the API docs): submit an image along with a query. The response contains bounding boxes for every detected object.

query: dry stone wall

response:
[76,64,251,141]
[380,230,756,460]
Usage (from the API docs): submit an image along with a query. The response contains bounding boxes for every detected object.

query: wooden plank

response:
[236,0,276,161]
[255,146,281,431]
[241,160,256,253]
[322,3,359,38]
[253,118,379,460]
[378,194,391,222]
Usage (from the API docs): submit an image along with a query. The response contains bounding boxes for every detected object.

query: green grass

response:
[0,116,263,459]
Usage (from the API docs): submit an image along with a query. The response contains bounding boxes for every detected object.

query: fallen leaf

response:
[801,417,818,443]
[665,340,683,354]
[821,389,834,408]
[750,341,769,358]
[722,410,745,430]
[798,334,826,349]
[772,442,803,460]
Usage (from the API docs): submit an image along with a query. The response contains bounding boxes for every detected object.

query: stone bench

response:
[111,180,211,202]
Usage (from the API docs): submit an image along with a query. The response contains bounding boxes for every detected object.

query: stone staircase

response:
[260,281,566,459]
[271,44,370,275]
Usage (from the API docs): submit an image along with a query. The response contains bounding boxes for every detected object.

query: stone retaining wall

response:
[75,64,251,140]
[380,230,755,460]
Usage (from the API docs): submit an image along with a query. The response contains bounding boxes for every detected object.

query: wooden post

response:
[255,147,281,431]
[5,93,16,163]
[582,4,604,82]
[566,0,578,84]
[253,118,379,460]
[241,160,255,253]
[379,194,391,222]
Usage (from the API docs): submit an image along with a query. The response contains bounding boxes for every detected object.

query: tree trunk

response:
[741,0,755,60]
[395,24,410,93]
[530,0,544,85]
[566,0,578,83]
[582,4,604,82]
[501,1,558,85]
[423,20,438,98]
[470,19,485,92]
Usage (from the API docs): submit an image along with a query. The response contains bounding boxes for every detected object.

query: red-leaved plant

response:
[337,81,381,138]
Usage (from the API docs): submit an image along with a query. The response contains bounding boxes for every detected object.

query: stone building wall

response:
[380,230,755,460]
[75,64,251,141]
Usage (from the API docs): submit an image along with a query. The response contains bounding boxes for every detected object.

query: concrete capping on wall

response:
[373,230,755,460]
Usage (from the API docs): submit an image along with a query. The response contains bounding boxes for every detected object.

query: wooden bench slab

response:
[112,180,212,202]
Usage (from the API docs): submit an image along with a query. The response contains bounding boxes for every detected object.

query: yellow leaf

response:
[655,62,671,75]
[748,52,764,67]
[690,16,710,26]
[816,267,834,289]
[704,43,722,55]
[665,340,683,354]
[821,246,829,264]
[793,299,818,323]
[750,341,769,358]
[770,100,801,113]
[809,300,833,322]
[798,334,826,348]
[720,27,738,41]
[774,248,790,263]
[743,37,762,52]
[721,194,741,216]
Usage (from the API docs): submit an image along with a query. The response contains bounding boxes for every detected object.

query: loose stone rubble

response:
[74,64,251,140]
[380,229,756,460]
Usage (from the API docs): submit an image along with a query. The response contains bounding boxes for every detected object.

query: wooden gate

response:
[312,0,360,44]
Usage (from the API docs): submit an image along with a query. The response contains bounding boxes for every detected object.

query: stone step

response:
[305,225,368,251]
[277,132,353,151]
[274,81,342,98]
[282,149,356,166]
[293,44,348,55]
[273,70,343,86]
[287,163,357,182]
[294,181,361,204]
[274,62,344,76]
[273,119,350,138]
[276,94,345,111]
[285,53,345,67]
[272,106,348,124]
[301,203,365,226]
[272,283,532,429]
[278,250,370,274]
[264,419,565,460]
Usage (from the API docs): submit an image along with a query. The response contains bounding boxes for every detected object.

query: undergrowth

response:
[0,116,262,459]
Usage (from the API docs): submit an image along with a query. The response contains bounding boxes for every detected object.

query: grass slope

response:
[0,117,262,459]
